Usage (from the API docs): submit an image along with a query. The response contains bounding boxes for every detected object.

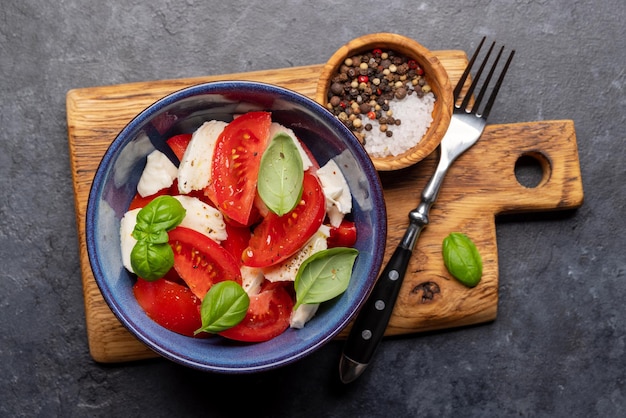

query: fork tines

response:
[455,37,515,118]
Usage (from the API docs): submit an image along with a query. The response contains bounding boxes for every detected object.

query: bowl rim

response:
[315,32,453,171]
[85,80,388,373]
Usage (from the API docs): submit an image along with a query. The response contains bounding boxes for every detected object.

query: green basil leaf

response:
[130,241,174,281]
[129,195,185,280]
[135,195,186,236]
[293,247,359,310]
[131,223,169,244]
[195,281,250,334]
[257,132,304,216]
[442,232,483,287]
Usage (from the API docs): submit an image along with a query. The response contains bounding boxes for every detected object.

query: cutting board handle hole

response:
[514,152,550,188]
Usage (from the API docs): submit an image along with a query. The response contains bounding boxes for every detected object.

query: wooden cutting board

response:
[66,50,584,363]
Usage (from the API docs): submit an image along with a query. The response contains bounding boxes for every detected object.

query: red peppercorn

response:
[367,111,376,120]
[416,66,424,76]
[372,48,383,57]
[358,75,369,83]
[339,101,347,108]
[408,60,418,70]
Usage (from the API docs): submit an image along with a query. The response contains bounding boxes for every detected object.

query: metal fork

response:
[339,38,515,384]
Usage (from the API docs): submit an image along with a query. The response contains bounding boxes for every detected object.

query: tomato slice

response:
[184,189,215,206]
[221,223,252,265]
[168,227,242,300]
[217,203,262,228]
[133,278,204,337]
[210,112,271,226]
[218,283,294,342]
[128,187,171,210]
[297,136,321,171]
[242,171,326,268]
[327,220,357,248]
[128,180,211,210]
[166,133,193,161]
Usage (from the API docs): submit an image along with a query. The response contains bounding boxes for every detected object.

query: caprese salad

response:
[119,111,359,343]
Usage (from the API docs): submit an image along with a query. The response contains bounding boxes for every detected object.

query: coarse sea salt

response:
[362,90,435,158]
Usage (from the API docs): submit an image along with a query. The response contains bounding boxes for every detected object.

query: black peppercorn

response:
[395,87,407,100]
[331,82,344,95]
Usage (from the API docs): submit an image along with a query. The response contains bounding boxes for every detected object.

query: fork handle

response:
[340,154,449,383]
[339,244,413,382]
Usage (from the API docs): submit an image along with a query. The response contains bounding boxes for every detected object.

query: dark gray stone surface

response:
[1,0,624,416]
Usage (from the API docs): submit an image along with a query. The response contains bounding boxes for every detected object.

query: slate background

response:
[1,1,624,416]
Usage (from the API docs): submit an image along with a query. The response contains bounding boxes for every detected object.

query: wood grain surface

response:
[66,50,584,363]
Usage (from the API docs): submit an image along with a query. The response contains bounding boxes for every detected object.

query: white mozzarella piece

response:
[290,303,320,329]
[173,195,227,243]
[136,150,178,197]
[317,159,353,227]
[114,133,152,188]
[268,122,313,171]
[240,266,264,296]
[177,120,227,194]
[119,208,141,273]
[262,225,330,283]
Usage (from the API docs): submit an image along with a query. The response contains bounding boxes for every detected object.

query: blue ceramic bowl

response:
[86,81,387,373]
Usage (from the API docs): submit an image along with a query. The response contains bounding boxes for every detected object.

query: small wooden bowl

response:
[316,33,453,171]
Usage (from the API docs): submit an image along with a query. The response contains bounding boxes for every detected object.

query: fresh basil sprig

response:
[442,232,483,287]
[293,247,359,310]
[132,195,186,242]
[130,195,186,281]
[257,132,304,216]
[195,281,250,334]
[130,240,174,281]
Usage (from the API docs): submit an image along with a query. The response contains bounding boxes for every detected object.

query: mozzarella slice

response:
[268,122,313,171]
[137,150,178,197]
[263,225,330,283]
[240,266,264,296]
[119,208,141,273]
[173,195,227,243]
[317,159,353,227]
[177,120,227,194]
[290,303,320,329]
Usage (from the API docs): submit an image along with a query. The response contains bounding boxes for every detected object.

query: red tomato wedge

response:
[327,220,357,248]
[219,283,294,342]
[242,171,326,268]
[214,202,262,228]
[221,223,252,265]
[166,133,192,161]
[168,227,242,300]
[297,137,321,171]
[128,180,212,210]
[128,187,171,211]
[209,112,271,226]
[133,278,204,337]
